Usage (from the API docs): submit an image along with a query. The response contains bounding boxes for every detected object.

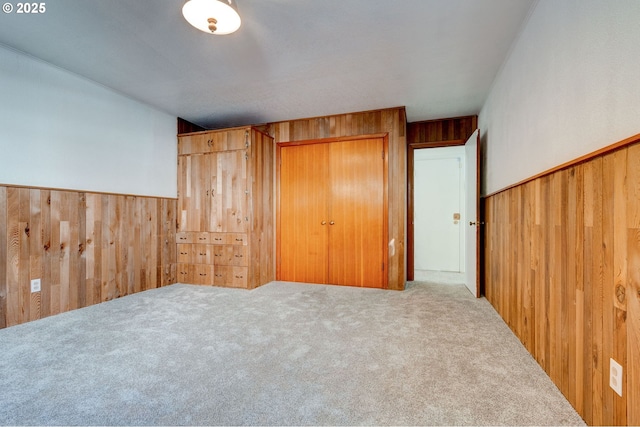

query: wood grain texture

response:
[278,138,387,288]
[177,117,205,134]
[0,186,177,329]
[484,139,640,426]
[278,143,330,284]
[176,127,275,290]
[267,107,406,290]
[407,115,477,147]
[249,129,275,289]
[0,187,6,329]
[627,143,640,426]
[328,138,386,288]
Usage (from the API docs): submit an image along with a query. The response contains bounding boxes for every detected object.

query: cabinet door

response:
[177,244,192,264]
[328,138,386,288]
[214,266,248,288]
[192,264,214,285]
[176,263,191,283]
[178,154,211,232]
[210,150,248,233]
[210,129,247,152]
[192,244,213,264]
[279,143,330,283]
[178,133,212,155]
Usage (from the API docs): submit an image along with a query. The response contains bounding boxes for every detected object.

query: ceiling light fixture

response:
[182,0,241,35]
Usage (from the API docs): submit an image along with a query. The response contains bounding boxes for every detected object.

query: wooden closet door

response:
[279,143,330,283]
[178,154,210,232]
[210,150,248,233]
[328,138,386,288]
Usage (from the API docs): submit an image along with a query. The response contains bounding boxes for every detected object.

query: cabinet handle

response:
[235,275,244,279]
[199,273,207,276]
[199,237,206,240]
[321,221,327,225]
[329,221,335,225]
[234,254,243,258]
[235,238,243,242]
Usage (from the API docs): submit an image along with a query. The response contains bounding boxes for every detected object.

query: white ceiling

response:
[0,0,534,129]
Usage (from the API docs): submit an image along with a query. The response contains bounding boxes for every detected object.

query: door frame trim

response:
[276,133,390,288]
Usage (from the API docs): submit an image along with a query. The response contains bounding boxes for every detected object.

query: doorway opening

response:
[413,146,466,283]
[407,129,480,296]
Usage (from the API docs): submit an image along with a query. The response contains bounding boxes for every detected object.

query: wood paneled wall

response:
[248,128,276,288]
[484,138,640,425]
[177,117,205,134]
[407,115,477,146]
[0,185,177,328]
[262,107,407,290]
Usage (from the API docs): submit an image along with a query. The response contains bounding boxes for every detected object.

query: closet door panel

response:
[279,144,329,283]
[210,150,248,233]
[178,154,210,232]
[328,138,385,288]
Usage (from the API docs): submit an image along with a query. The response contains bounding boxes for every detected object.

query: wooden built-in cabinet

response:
[176,127,274,289]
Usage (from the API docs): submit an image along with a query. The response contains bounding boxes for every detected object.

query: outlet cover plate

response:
[30,278,41,293]
[610,358,623,397]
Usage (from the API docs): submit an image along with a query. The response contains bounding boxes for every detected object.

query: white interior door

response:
[464,129,480,297]
[414,146,465,273]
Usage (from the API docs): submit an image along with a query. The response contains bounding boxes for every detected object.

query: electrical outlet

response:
[30,278,41,293]
[610,358,623,397]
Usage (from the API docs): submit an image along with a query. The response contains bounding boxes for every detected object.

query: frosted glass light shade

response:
[182,0,241,35]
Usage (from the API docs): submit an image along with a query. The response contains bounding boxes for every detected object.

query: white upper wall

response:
[0,44,177,198]
[479,0,640,195]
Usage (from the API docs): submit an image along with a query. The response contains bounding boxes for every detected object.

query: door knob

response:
[321,221,327,225]
[469,221,485,226]
[329,221,335,225]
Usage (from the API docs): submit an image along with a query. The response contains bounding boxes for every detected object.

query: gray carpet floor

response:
[0,281,585,426]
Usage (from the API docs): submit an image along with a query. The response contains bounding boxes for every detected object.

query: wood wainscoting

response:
[484,135,640,425]
[263,107,406,290]
[0,186,177,329]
